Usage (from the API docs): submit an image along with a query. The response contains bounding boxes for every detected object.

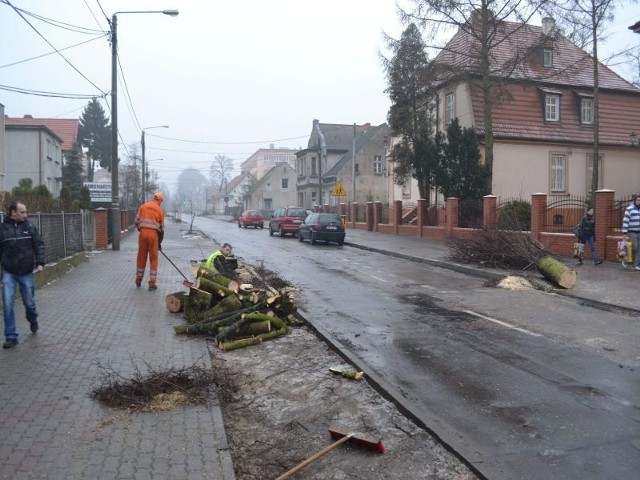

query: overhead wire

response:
[0,35,107,69]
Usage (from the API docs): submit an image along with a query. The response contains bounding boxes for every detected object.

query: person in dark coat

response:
[577,207,602,266]
[0,201,46,349]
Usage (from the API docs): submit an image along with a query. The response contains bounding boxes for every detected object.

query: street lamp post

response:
[110,9,178,251]
[141,125,168,203]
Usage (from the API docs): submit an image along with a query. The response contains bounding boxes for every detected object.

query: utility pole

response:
[352,123,357,205]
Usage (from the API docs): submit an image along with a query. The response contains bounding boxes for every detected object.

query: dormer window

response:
[540,88,562,122]
[543,48,554,67]
[581,97,594,124]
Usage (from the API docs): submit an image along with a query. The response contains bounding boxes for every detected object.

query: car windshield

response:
[287,208,306,217]
[317,214,340,224]
[247,211,260,216]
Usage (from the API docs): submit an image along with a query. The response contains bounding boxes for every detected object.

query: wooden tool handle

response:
[275,433,353,480]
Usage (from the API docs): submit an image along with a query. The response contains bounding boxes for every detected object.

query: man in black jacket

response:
[0,201,45,349]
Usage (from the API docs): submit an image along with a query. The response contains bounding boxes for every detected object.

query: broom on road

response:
[275,427,384,479]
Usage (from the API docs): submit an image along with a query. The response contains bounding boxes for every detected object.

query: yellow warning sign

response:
[332,181,347,197]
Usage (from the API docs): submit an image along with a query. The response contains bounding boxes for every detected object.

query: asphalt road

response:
[191,216,640,480]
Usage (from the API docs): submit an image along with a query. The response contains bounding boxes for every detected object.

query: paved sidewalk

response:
[343,228,640,314]
[0,220,235,480]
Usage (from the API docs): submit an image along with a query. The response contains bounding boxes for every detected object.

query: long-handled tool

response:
[160,250,193,288]
[275,428,384,479]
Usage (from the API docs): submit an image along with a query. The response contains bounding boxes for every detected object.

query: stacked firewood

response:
[166,265,301,350]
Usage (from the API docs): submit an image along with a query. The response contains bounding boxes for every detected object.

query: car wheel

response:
[260,226,264,229]
[269,226,274,236]
[279,226,285,237]
[310,233,317,245]
[337,240,344,246]
[238,222,241,228]
[298,232,304,242]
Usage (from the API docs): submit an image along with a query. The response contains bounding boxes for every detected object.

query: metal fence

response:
[612,195,635,231]
[544,195,589,233]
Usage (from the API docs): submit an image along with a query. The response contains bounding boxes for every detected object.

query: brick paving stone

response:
[0,221,235,480]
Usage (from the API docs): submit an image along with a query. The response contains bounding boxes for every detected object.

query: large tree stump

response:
[186,287,213,323]
[537,255,576,289]
[165,291,187,313]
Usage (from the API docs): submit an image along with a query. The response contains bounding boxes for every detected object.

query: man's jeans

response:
[629,232,640,267]
[2,270,38,340]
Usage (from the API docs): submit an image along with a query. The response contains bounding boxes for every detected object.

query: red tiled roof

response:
[4,116,79,151]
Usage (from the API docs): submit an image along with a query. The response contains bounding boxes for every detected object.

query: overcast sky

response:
[1,0,638,193]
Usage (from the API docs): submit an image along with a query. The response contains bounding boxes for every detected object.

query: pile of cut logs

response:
[166,265,299,351]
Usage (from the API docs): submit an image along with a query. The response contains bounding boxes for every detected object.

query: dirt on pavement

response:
[209,324,479,480]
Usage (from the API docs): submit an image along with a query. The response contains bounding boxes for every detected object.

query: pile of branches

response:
[167,264,302,351]
[91,362,217,411]
[448,225,551,270]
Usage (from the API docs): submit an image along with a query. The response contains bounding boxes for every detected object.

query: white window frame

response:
[581,98,594,125]
[373,155,382,174]
[543,49,554,67]
[445,92,455,125]
[402,180,411,197]
[550,154,566,192]
[545,94,560,122]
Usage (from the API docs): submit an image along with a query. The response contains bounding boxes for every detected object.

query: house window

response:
[545,94,560,121]
[581,98,594,124]
[550,154,566,192]
[311,191,317,203]
[445,92,455,124]
[46,139,53,160]
[586,155,603,192]
[402,180,410,197]
[311,156,317,175]
[281,178,288,190]
[264,198,272,210]
[373,155,382,174]
[543,49,554,67]
[355,163,359,174]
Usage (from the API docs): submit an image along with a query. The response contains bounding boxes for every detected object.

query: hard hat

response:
[153,192,164,202]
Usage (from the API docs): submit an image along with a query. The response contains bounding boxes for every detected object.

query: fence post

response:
[62,212,68,257]
[530,193,547,241]
[95,208,108,249]
[446,197,458,237]
[366,202,374,231]
[393,200,402,235]
[417,199,426,238]
[373,201,382,232]
[595,189,615,261]
[351,202,358,227]
[483,195,497,227]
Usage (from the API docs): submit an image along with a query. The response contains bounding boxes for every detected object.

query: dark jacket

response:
[0,216,46,275]
[579,213,596,240]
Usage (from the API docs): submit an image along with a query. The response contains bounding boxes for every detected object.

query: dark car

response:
[298,213,346,245]
[269,206,307,237]
[238,210,264,229]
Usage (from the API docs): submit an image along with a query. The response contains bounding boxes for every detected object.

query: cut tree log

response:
[196,268,239,292]
[195,277,236,298]
[165,291,187,313]
[186,287,213,323]
[537,255,576,289]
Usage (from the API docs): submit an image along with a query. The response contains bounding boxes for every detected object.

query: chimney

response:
[542,17,555,36]
[24,114,33,119]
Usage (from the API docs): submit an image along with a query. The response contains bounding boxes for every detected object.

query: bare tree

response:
[401,0,550,193]
[209,155,234,195]
[544,0,626,200]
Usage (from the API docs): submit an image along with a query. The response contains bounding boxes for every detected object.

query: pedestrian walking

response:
[135,192,165,291]
[622,194,640,271]
[0,201,45,349]
[576,207,602,266]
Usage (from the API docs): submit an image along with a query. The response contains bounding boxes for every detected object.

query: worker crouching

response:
[205,243,239,279]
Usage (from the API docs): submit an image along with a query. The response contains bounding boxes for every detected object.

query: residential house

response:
[296,120,389,209]
[212,171,255,214]
[240,144,298,181]
[389,16,640,202]
[0,104,5,192]
[247,162,297,212]
[4,114,81,196]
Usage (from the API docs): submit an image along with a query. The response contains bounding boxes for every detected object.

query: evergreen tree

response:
[11,178,34,198]
[62,142,85,198]
[383,23,438,204]
[435,119,488,200]
[78,186,92,210]
[59,186,72,210]
[78,99,111,181]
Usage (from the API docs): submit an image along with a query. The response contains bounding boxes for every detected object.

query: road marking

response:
[370,275,388,283]
[462,310,542,337]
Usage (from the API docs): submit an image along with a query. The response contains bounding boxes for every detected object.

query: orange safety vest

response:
[135,200,165,231]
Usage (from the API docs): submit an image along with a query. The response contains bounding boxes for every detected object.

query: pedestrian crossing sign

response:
[332,182,347,197]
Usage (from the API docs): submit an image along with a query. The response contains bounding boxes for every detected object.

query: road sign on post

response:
[332,181,347,197]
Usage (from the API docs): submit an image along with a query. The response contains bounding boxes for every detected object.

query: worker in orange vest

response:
[135,192,165,291]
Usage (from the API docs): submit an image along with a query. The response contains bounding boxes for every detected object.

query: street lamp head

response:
[163,10,179,16]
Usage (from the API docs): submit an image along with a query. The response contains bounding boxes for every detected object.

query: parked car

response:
[269,206,307,237]
[238,210,264,229]
[298,213,346,245]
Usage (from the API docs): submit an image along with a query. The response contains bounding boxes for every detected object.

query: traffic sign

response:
[332,181,347,197]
